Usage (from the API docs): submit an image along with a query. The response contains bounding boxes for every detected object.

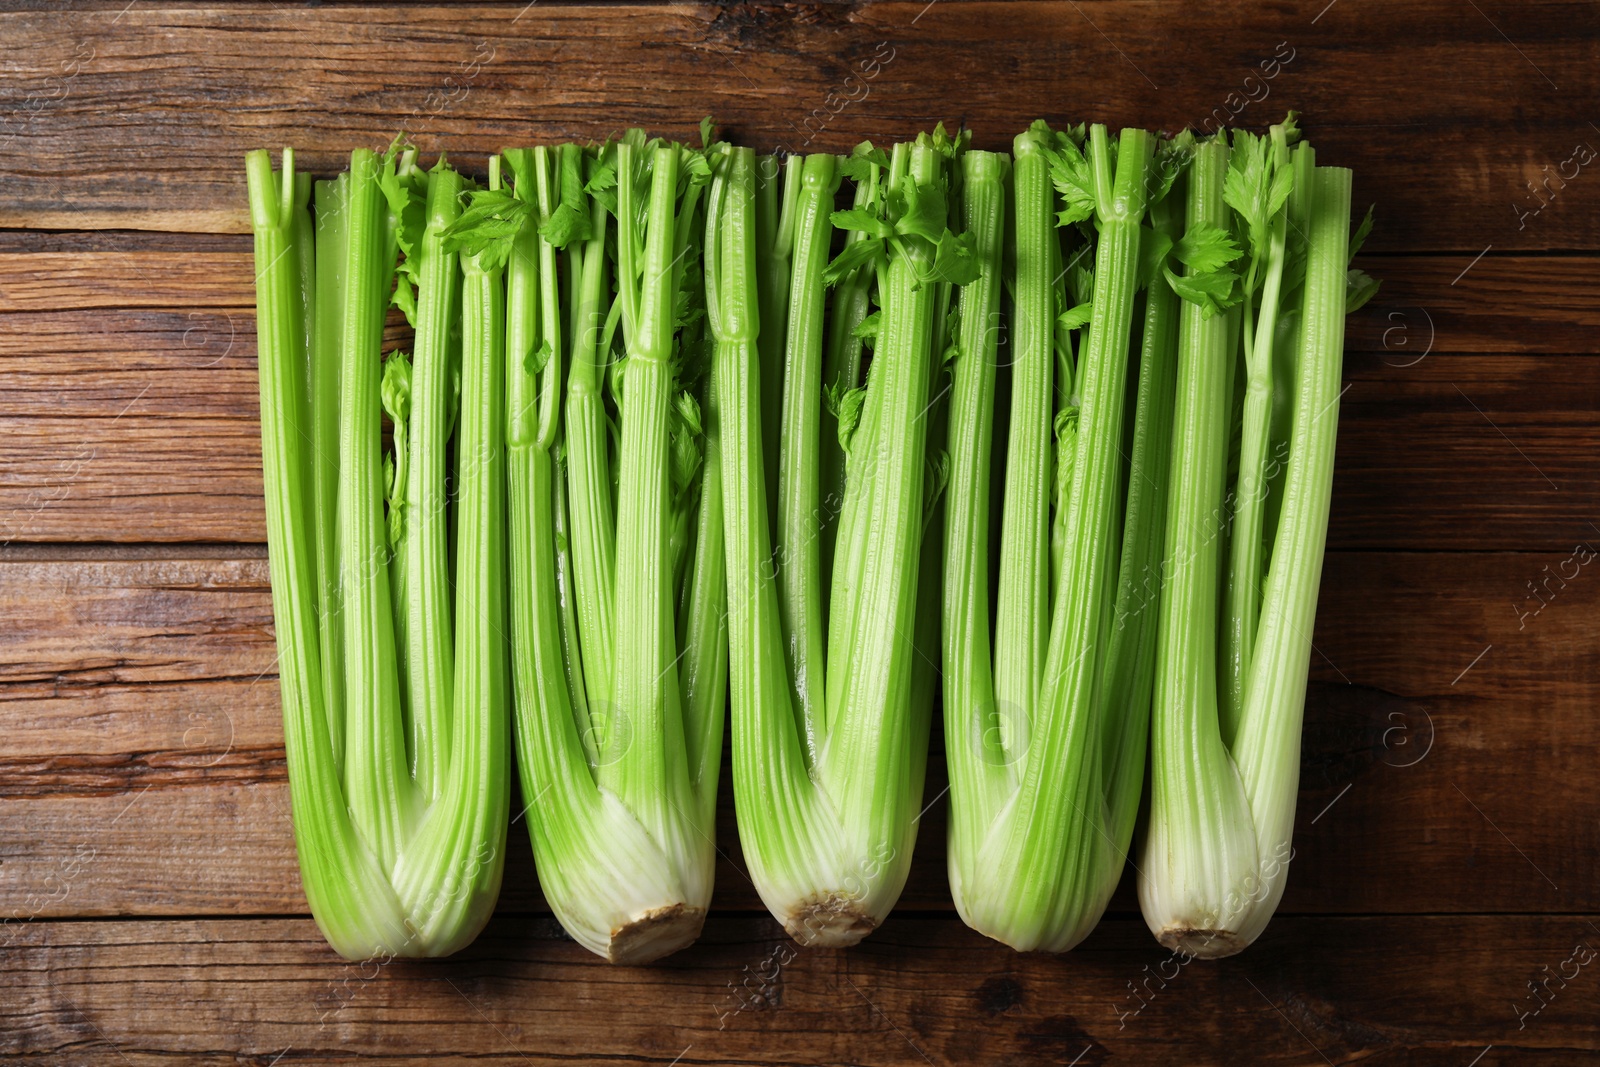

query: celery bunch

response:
[706,131,975,946]
[941,122,1177,952]
[485,134,727,964]
[247,116,1366,964]
[1139,124,1367,957]
[246,144,509,960]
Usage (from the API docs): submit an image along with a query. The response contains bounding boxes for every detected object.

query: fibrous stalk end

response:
[607,903,707,965]
[1154,924,1247,960]
[783,894,879,949]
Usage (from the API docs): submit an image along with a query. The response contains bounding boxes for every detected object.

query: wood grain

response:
[2,258,1598,546]
[0,305,426,542]
[2,551,1594,918]
[1,3,1595,1064]
[3,915,1595,1065]
[0,252,253,312]
[1334,351,1600,550]
[0,3,1595,251]
[1346,255,1600,356]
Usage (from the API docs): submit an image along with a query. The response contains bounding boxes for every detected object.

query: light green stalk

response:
[564,152,619,723]
[400,166,463,801]
[1139,140,1255,958]
[775,153,840,765]
[710,137,944,947]
[1221,120,1297,746]
[756,154,803,538]
[247,147,508,960]
[606,145,692,855]
[310,175,347,774]
[991,131,1054,785]
[709,144,825,935]
[944,126,1158,953]
[940,149,1013,880]
[1261,143,1318,555]
[334,146,410,876]
[1229,162,1350,942]
[392,156,510,950]
[817,171,877,596]
[507,142,725,964]
[1138,138,1352,958]
[1098,183,1183,854]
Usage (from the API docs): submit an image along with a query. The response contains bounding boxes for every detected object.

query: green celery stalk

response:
[505,140,726,964]
[710,134,950,947]
[756,154,802,538]
[944,125,1159,953]
[1098,172,1183,855]
[817,162,878,595]
[333,145,409,876]
[392,155,511,949]
[774,153,841,764]
[1139,139,1256,959]
[564,149,619,732]
[399,164,463,801]
[251,149,405,958]
[310,174,347,774]
[940,148,1012,881]
[1138,133,1354,958]
[1228,162,1353,937]
[708,143,823,934]
[1220,119,1298,746]
[991,129,1054,787]
[606,144,693,857]
[247,146,508,960]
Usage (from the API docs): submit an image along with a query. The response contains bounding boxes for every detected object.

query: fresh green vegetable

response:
[941,122,1182,952]
[246,144,508,960]
[493,135,727,964]
[706,131,965,946]
[1138,129,1360,957]
[248,117,1363,964]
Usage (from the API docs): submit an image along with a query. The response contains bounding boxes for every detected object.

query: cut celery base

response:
[608,904,708,965]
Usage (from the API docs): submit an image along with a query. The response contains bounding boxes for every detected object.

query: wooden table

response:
[2,3,1596,1064]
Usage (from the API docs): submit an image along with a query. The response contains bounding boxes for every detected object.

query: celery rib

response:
[506,137,725,964]
[711,135,956,947]
[249,146,509,960]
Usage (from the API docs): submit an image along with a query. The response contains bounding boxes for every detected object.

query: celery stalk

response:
[1138,131,1354,957]
[710,133,957,947]
[505,139,725,963]
[944,125,1159,953]
[247,146,509,960]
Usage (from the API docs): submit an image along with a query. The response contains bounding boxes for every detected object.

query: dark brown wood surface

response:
[2,3,1596,1064]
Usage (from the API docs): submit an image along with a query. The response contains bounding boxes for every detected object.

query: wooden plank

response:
[0,411,263,544]
[2,551,1595,918]
[0,555,275,749]
[0,252,253,312]
[6,250,1595,354]
[0,307,388,544]
[1333,350,1600,550]
[0,231,248,254]
[2,915,1596,1064]
[1347,254,1600,356]
[0,3,1594,250]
